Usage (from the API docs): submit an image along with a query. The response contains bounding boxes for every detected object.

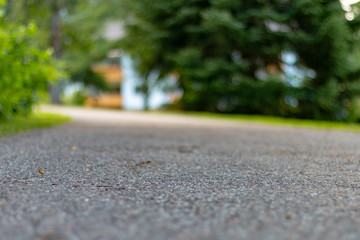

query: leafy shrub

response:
[64,89,89,106]
[0,9,59,121]
[179,78,360,122]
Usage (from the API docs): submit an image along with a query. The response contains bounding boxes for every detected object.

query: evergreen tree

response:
[120,0,360,121]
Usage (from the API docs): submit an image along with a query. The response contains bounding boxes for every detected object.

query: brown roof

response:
[92,64,122,83]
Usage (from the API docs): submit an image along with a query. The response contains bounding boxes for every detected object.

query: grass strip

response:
[0,112,71,137]
[162,111,360,132]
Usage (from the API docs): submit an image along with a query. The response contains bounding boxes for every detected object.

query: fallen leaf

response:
[39,170,45,174]
[71,146,78,151]
[86,164,91,167]
[136,161,152,167]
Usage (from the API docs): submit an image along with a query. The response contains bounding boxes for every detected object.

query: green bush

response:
[178,78,360,122]
[64,89,89,106]
[0,5,59,121]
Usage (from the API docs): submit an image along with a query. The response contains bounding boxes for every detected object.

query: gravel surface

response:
[2,106,360,240]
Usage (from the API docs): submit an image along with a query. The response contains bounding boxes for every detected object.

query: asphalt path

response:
[2,106,360,240]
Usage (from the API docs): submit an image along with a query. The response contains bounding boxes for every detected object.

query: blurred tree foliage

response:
[120,0,360,121]
[0,0,59,120]
[4,0,118,92]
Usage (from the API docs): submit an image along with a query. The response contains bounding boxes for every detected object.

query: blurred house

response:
[85,22,124,108]
[85,21,175,110]
[85,54,123,108]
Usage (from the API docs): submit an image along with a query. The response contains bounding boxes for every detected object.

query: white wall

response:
[121,56,170,110]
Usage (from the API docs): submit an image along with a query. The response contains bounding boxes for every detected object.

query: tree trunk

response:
[143,72,150,111]
[4,0,12,17]
[144,91,150,111]
[49,0,62,104]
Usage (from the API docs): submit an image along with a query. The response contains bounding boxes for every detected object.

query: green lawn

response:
[164,111,360,132]
[0,112,71,137]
